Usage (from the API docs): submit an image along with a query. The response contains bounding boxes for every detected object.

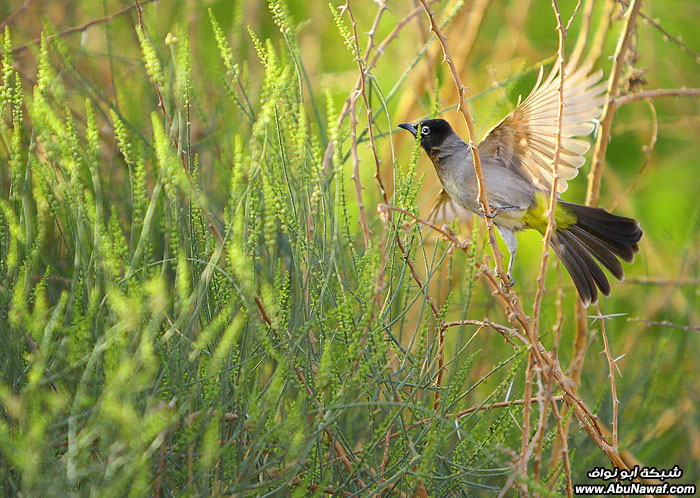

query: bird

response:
[398,61,643,306]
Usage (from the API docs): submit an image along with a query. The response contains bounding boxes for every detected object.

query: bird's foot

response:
[499,272,516,291]
[482,204,521,219]
[484,205,500,219]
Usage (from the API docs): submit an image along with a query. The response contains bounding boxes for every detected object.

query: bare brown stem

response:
[440,319,522,346]
[616,0,700,61]
[568,0,594,68]
[585,0,643,207]
[532,0,567,335]
[10,0,157,53]
[610,99,657,213]
[349,84,372,247]
[525,1,567,491]
[627,318,700,333]
[322,3,436,173]
[616,87,700,106]
[550,395,573,497]
[418,0,511,290]
[595,305,619,449]
[379,204,468,251]
[0,0,36,32]
[343,1,388,204]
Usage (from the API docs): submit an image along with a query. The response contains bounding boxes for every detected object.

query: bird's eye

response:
[421,126,430,135]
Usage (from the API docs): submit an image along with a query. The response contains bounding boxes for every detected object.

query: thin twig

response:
[0,0,36,31]
[627,317,700,332]
[585,0,643,207]
[553,261,564,350]
[440,319,522,346]
[610,99,657,212]
[566,5,640,441]
[526,1,567,492]
[547,262,571,494]
[349,90,372,247]
[11,0,157,54]
[418,0,511,290]
[342,2,387,204]
[616,0,700,62]
[564,0,584,34]
[532,365,552,484]
[615,87,700,106]
[583,0,615,67]
[379,204,468,250]
[343,1,386,249]
[518,351,534,495]
[624,277,700,287]
[550,394,573,498]
[595,305,619,449]
[568,0,594,68]
[322,3,436,172]
[532,0,567,336]
[433,323,446,411]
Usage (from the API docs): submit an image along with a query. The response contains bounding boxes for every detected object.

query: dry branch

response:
[616,87,700,105]
[440,319,521,346]
[322,3,437,173]
[585,0,643,207]
[10,0,157,53]
[532,0,567,340]
[595,305,620,450]
[348,62,371,248]
[342,1,388,204]
[610,99,657,213]
[418,0,511,290]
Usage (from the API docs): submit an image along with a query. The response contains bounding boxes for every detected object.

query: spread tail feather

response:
[551,202,642,306]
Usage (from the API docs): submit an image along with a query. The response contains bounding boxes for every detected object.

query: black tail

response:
[550,202,642,306]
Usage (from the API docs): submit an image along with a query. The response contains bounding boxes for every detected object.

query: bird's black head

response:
[398,119,454,152]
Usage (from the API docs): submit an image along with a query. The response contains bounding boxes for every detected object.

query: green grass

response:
[0,0,698,496]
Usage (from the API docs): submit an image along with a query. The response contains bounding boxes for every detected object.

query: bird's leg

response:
[482,204,522,219]
[496,226,518,288]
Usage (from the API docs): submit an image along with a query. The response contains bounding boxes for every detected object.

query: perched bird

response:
[399,62,642,306]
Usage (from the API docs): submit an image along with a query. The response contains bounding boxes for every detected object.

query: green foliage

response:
[0,0,697,496]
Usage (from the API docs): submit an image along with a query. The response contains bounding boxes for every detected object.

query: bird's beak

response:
[398,123,418,137]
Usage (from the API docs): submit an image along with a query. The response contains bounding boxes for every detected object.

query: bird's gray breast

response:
[429,139,537,215]
[431,145,481,214]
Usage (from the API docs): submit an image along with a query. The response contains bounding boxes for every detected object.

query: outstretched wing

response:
[479,61,606,193]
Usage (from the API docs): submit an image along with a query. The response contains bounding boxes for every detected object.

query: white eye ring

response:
[421,126,430,135]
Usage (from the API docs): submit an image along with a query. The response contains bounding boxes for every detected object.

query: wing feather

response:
[479,60,606,192]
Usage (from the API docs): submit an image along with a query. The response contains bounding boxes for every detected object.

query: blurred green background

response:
[0,0,698,495]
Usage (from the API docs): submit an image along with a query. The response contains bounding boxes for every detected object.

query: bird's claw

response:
[482,204,522,219]
[499,272,516,291]
[482,205,500,219]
